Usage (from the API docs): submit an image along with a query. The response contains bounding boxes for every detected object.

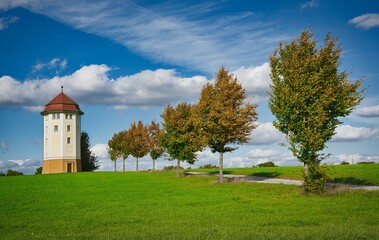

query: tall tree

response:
[81,131,99,172]
[148,120,164,171]
[196,67,258,183]
[128,120,150,172]
[269,30,363,193]
[161,102,204,178]
[108,133,120,172]
[118,130,131,172]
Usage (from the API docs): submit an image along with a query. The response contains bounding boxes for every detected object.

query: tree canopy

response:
[128,120,150,172]
[81,131,99,172]
[148,120,164,171]
[269,30,363,193]
[161,102,204,177]
[196,67,258,183]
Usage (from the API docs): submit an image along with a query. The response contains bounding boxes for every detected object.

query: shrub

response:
[163,166,184,172]
[0,171,5,177]
[340,161,350,165]
[303,164,332,194]
[199,164,218,169]
[256,162,278,167]
[5,169,24,176]
[357,161,375,165]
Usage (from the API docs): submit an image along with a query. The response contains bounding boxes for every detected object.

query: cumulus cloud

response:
[0,0,288,73]
[349,13,379,30]
[0,64,209,111]
[248,149,298,166]
[233,63,271,101]
[0,16,18,30]
[301,0,318,10]
[249,122,286,145]
[331,125,379,142]
[355,105,379,118]
[0,159,42,174]
[1,62,272,111]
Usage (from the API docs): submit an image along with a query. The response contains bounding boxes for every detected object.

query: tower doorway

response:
[67,163,73,173]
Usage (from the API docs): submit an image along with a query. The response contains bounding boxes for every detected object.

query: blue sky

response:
[0,0,378,174]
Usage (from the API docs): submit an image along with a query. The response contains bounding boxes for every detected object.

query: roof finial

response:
[61,86,64,93]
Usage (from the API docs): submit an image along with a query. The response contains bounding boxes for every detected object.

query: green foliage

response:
[256,162,278,167]
[199,164,218,169]
[269,30,363,193]
[340,161,350,165]
[161,102,204,177]
[34,167,43,174]
[149,120,164,171]
[0,172,378,239]
[0,171,5,176]
[162,165,184,171]
[5,169,24,176]
[303,164,333,194]
[357,161,376,164]
[81,131,99,172]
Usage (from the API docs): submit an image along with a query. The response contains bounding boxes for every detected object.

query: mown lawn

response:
[188,164,379,186]
[0,171,378,239]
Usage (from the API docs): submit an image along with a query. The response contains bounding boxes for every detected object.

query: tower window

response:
[67,137,71,144]
[57,114,60,119]
[67,125,71,132]
[54,125,58,132]
[65,114,68,119]
[69,114,73,119]
[52,114,56,120]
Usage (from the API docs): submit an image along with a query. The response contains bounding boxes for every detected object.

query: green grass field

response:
[0,168,378,239]
[188,164,379,186]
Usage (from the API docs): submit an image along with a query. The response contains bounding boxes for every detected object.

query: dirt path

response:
[186,172,379,191]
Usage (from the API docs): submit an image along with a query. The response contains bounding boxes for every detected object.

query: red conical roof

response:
[41,90,84,115]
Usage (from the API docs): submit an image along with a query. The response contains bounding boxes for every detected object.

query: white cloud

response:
[32,58,68,74]
[355,105,379,118]
[332,125,379,142]
[0,64,208,111]
[301,0,318,10]
[349,13,379,30]
[0,159,42,174]
[249,122,286,145]
[233,62,271,101]
[0,0,288,73]
[0,16,18,30]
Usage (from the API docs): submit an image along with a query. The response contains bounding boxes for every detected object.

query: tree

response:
[196,67,258,183]
[81,131,99,172]
[161,102,204,178]
[148,120,164,171]
[269,30,363,193]
[113,130,130,172]
[6,169,23,176]
[108,133,120,172]
[35,167,43,174]
[128,120,150,172]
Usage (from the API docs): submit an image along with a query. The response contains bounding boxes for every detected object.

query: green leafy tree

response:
[115,130,131,172]
[269,30,363,193]
[108,133,120,172]
[128,120,150,172]
[148,120,164,171]
[196,67,258,183]
[35,167,43,174]
[161,102,204,178]
[6,169,24,176]
[81,131,99,172]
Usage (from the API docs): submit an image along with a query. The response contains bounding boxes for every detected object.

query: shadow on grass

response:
[333,177,374,186]
[208,170,232,174]
[250,172,281,178]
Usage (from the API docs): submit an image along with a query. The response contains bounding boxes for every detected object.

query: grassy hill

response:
[1,167,378,239]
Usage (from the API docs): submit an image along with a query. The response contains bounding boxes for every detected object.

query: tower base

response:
[42,159,82,174]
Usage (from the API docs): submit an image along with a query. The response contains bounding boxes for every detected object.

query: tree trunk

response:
[136,157,139,172]
[177,159,181,178]
[219,152,224,184]
[153,159,155,172]
[123,158,125,172]
[114,160,116,172]
[304,163,309,176]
